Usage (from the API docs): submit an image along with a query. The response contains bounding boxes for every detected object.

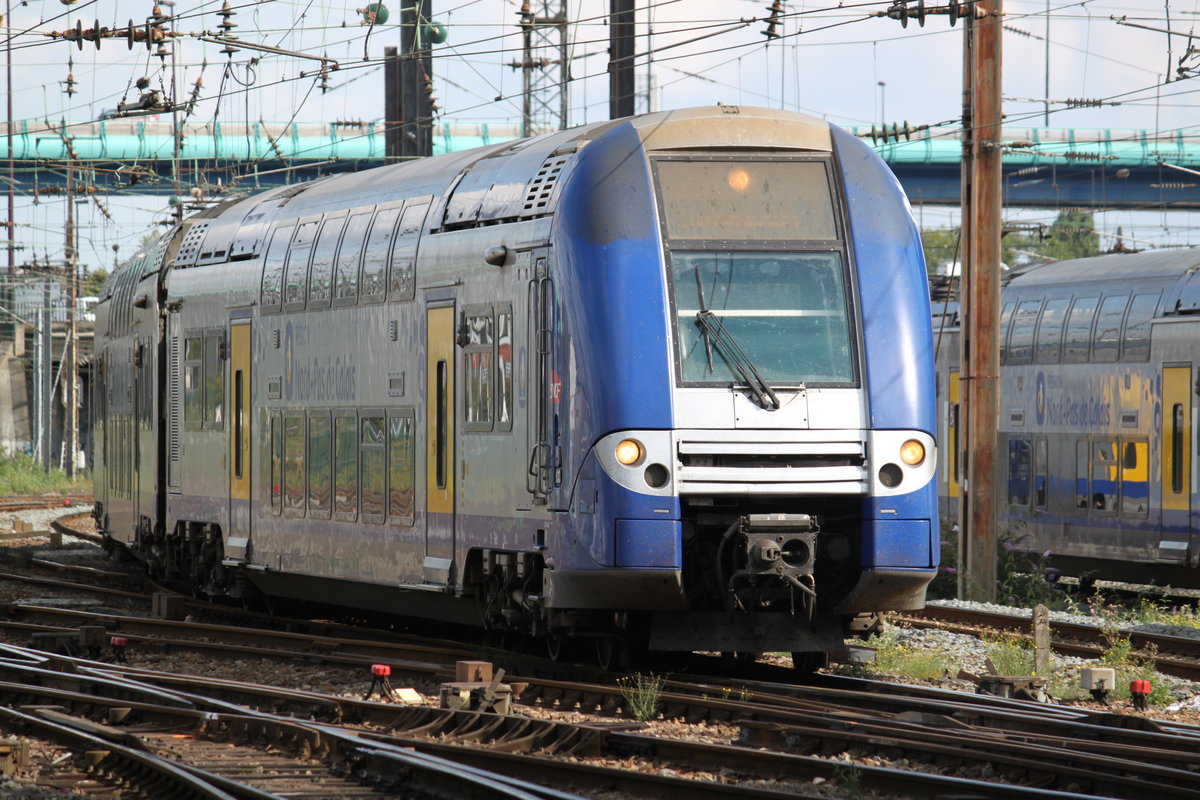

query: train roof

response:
[1006,248,1200,288]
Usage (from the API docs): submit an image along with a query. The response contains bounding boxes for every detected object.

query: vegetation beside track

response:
[0,454,89,495]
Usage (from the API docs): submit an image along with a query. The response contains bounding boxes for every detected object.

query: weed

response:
[0,453,88,495]
[981,631,1035,675]
[868,633,957,680]
[720,685,752,702]
[617,673,664,721]
[835,762,864,798]
[996,523,1068,609]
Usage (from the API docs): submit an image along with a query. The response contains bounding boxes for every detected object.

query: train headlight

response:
[899,439,926,466]
[615,438,645,466]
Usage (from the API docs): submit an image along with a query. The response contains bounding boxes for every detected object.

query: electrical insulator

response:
[150,3,171,59]
[218,0,239,56]
[763,0,784,38]
[422,74,439,114]
[65,72,77,96]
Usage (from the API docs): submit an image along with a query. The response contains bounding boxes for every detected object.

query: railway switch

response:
[365,663,396,700]
[1081,666,1115,703]
[1129,679,1152,711]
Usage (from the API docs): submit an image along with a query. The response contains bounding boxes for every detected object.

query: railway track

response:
[901,604,1200,682]
[2,643,1199,799]
[7,507,1200,797]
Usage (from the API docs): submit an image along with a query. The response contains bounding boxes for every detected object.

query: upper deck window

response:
[655,160,837,241]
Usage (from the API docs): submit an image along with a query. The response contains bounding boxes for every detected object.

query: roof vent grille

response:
[522,154,571,215]
[173,221,210,267]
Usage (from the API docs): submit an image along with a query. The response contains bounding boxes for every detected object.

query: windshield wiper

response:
[692,270,780,410]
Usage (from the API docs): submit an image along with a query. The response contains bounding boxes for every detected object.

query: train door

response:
[227,320,252,560]
[131,340,144,533]
[1160,364,1192,562]
[526,257,556,505]
[425,304,456,583]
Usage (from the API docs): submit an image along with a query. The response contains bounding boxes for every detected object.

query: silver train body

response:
[93,106,939,665]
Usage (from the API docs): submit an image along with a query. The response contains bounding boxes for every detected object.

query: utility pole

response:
[64,161,78,477]
[37,280,50,473]
[960,0,1003,602]
[5,0,15,344]
[608,0,635,119]
[384,0,434,161]
[513,0,569,135]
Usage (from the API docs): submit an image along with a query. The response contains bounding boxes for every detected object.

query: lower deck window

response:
[335,415,358,517]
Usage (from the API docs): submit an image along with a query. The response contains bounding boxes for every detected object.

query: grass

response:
[856,632,957,680]
[981,631,1036,676]
[0,453,89,495]
[617,673,664,721]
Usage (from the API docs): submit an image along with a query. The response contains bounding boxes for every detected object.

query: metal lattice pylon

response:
[513,0,569,135]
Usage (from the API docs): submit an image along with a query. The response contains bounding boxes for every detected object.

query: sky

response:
[3,0,1199,275]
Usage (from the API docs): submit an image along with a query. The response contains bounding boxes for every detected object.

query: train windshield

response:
[671,251,854,386]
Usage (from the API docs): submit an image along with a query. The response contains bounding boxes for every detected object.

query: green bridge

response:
[5,119,1197,209]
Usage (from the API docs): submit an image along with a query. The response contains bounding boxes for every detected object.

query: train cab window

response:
[1007,300,1042,365]
[183,336,203,430]
[388,409,416,525]
[307,414,332,518]
[1034,437,1048,509]
[1035,298,1070,363]
[1007,438,1032,506]
[1075,439,1089,510]
[1091,440,1119,513]
[654,160,837,241]
[335,211,372,307]
[307,215,345,310]
[1091,294,1130,363]
[1120,292,1160,361]
[361,208,402,304]
[334,413,358,519]
[1063,296,1099,363]
[360,414,386,522]
[463,309,495,431]
[998,302,1014,364]
[388,201,428,301]
[671,251,854,385]
[283,415,306,516]
[496,307,514,432]
[260,224,296,313]
[284,221,319,311]
[1121,440,1149,517]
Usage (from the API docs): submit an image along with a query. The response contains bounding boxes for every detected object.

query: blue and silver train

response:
[935,249,1200,588]
[93,106,939,669]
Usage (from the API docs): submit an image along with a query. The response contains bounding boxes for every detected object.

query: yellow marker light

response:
[727,167,751,193]
[615,439,645,466]
[899,439,926,467]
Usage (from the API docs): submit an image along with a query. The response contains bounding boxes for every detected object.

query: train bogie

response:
[94,106,939,666]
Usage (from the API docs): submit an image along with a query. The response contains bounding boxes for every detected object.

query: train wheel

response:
[791,651,827,674]
[595,636,622,671]
[546,631,573,662]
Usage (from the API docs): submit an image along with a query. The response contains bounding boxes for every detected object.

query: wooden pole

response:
[962,0,1002,601]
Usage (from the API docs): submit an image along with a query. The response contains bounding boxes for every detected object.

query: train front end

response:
[549,107,938,665]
